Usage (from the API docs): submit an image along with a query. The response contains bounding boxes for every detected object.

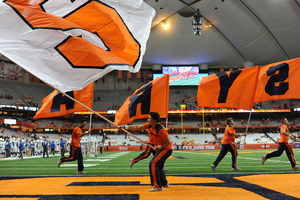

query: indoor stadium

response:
[1,0,300,199]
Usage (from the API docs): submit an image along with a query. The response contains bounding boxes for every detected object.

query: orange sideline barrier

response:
[106,145,143,151]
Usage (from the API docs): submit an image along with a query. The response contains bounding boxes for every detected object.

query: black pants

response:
[266,142,297,167]
[31,147,35,156]
[50,147,55,155]
[61,147,65,157]
[133,143,155,164]
[149,149,172,188]
[5,148,10,158]
[213,143,238,168]
[43,147,49,158]
[61,146,84,171]
[19,148,24,159]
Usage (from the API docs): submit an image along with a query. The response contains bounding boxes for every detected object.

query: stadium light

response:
[192,8,202,35]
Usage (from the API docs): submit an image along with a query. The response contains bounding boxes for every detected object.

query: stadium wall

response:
[104,143,300,152]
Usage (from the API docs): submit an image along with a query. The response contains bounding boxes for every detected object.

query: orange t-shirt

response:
[70,126,82,147]
[278,124,289,143]
[144,122,172,150]
[221,125,236,144]
[144,122,154,144]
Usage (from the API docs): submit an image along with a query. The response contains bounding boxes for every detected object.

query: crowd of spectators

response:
[0,94,13,99]
[108,105,121,111]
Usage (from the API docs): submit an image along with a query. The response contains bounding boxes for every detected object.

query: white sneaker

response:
[163,168,169,172]
[211,164,217,172]
[292,165,300,170]
[149,186,164,192]
[77,171,87,174]
[57,158,62,168]
[262,155,267,165]
[130,159,134,169]
[232,167,241,171]
[163,183,169,188]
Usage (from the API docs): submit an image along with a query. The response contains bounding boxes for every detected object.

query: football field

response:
[0,149,300,199]
[169,76,199,86]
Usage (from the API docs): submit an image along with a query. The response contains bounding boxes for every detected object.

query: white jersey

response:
[36,139,44,154]
[0,141,5,155]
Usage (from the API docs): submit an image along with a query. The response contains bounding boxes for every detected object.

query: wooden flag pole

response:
[245,111,252,134]
[56,89,154,149]
[202,107,205,135]
[244,110,252,143]
[166,117,168,129]
[88,112,92,153]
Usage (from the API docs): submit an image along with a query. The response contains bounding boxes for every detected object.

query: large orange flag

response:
[254,57,300,103]
[114,74,169,125]
[197,66,260,110]
[33,83,94,119]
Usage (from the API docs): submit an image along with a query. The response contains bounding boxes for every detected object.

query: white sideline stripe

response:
[100,157,121,159]
[61,164,98,167]
[173,151,292,164]
[85,159,111,162]
[238,156,290,163]
[0,152,130,161]
[60,152,130,166]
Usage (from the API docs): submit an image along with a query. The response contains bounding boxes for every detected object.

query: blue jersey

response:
[44,140,48,147]
[60,140,65,147]
[5,141,11,148]
[50,142,55,148]
[19,142,25,149]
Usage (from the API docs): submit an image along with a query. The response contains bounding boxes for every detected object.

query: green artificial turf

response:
[1,149,300,176]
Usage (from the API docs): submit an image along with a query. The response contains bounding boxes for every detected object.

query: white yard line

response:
[174,151,292,164]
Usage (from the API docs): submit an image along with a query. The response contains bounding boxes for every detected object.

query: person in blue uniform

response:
[18,139,25,159]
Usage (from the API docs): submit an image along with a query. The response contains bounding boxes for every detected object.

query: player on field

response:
[211,117,247,172]
[122,122,169,172]
[121,112,172,192]
[57,119,91,174]
[122,119,156,169]
[262,117,299,170]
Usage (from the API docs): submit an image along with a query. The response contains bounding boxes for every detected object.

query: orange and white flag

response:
[197,66,260,110]
[114,74,169,125]
[254,57,300,103]
[0,0,155,92]
[33,83,94,119]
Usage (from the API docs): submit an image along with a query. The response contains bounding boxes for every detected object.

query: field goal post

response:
[181,106,206,141]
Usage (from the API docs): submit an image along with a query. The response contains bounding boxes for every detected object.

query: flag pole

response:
[181,109,184,139]
[244,110,252,143]
[245,111,252,134]
[166,117,168,129]
[88,112,92,153]
[202,107,205,135]
[55,89,153,149]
